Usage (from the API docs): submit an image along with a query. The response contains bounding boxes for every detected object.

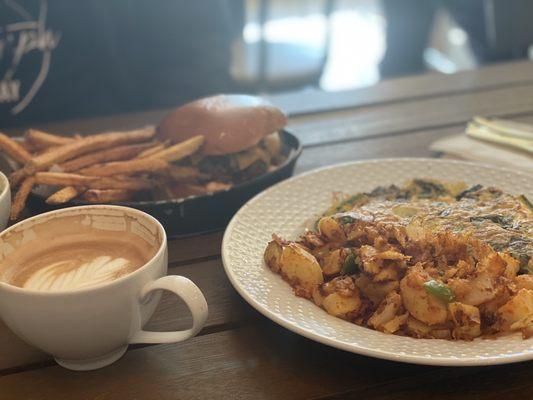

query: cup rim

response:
[0,171,9,201]
[0,204,167,296]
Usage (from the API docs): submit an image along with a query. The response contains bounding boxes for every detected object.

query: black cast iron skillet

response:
[25,130,302,237]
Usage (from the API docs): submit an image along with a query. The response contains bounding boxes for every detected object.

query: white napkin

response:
[430,134,533,173]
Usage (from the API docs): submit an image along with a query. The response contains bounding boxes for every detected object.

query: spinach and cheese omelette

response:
[264,180,533,340]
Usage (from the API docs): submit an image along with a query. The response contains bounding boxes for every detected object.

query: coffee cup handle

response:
[129,276,208,344]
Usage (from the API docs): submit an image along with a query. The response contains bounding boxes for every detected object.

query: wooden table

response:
[2,60,533,399]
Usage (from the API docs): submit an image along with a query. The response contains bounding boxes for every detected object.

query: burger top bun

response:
[157,94,287,156]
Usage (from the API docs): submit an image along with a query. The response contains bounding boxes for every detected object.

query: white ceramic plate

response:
[222,158,533,366]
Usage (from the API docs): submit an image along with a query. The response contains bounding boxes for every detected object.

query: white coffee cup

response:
[0,171,11,230]
[0,205,208,371]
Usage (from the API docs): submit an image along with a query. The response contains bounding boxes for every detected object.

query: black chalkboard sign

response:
[0,0,235,128]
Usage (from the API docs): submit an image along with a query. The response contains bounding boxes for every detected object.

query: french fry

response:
[34,172,97,186]
[87,176,152,190]
[149,135,204,162]
[80,157,168,177]
[24,127,156,174]
[5,128,211,214]
[82,189,134,203]
[19,140,39,153]
[0,133,32,164]
[205,181,232,192]
[137,143,165,158]
[163,165,201,181]
[9,169,27,187]
[10,177,35,220]
[58,142,156,172]
[46,186,81,205]
[25,129,77,149]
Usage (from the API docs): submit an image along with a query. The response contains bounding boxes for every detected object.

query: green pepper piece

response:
[423,280,455,303]
[341,252,358,275]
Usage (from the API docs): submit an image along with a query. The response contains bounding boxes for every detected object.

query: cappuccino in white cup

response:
[0,214,156,292]
[0,205,208,370]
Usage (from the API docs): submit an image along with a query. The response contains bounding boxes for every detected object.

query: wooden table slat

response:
[294,113,533,173]
[0,321,432,400]
[321,362,533,400]
[3,321,532,400]
[167,231,224,265]
[289,83,533,147]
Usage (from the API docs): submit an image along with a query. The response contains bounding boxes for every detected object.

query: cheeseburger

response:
[158,94,288,188]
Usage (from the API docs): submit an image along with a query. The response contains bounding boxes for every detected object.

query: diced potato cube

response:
[515,275,533,291]
[373,266,399,282]
[448,302,481,339]
[368,292,402,330]
[405,316,432,338]
[431,329,451,339]
[312,286,324,307]
[448,272,496,306]
[317,217,346,242]
[381,313,408,334]
[322,291,361,318]
[280,243,324,296]
[355,275,399,305]
[264,240,283,272]
[400,266,448,325]
[498,289,533,329]
[359,245,381,274]
[500,252,520,279]
[321,249,342,276]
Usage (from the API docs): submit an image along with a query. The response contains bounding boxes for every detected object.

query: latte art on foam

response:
[0,213,160,292]
[22,256,132,292]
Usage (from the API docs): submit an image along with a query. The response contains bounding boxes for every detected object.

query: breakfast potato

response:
[405,316,432,338]
[265,179,532,341]
[312,286,325,307]
[358,245,381,274]
[498,289,533,329]
[500,252,520,279]
[321,249,343,276]
[448,302,481,339]
[354,274,399,305]
[400,266,448,325]
[322,291,361,318]
[381,313,409,334]
[373,266,400,282]
[448,268,498,307]
[368,292,402,331]
[510,315,533,338]
[317,216,346,242]
[264,239,283,273]
[515,275,533,291]
[279,243,324,297]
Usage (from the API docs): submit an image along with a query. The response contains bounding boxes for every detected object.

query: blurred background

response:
[2,0,533,128]
[234,0,533,90]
